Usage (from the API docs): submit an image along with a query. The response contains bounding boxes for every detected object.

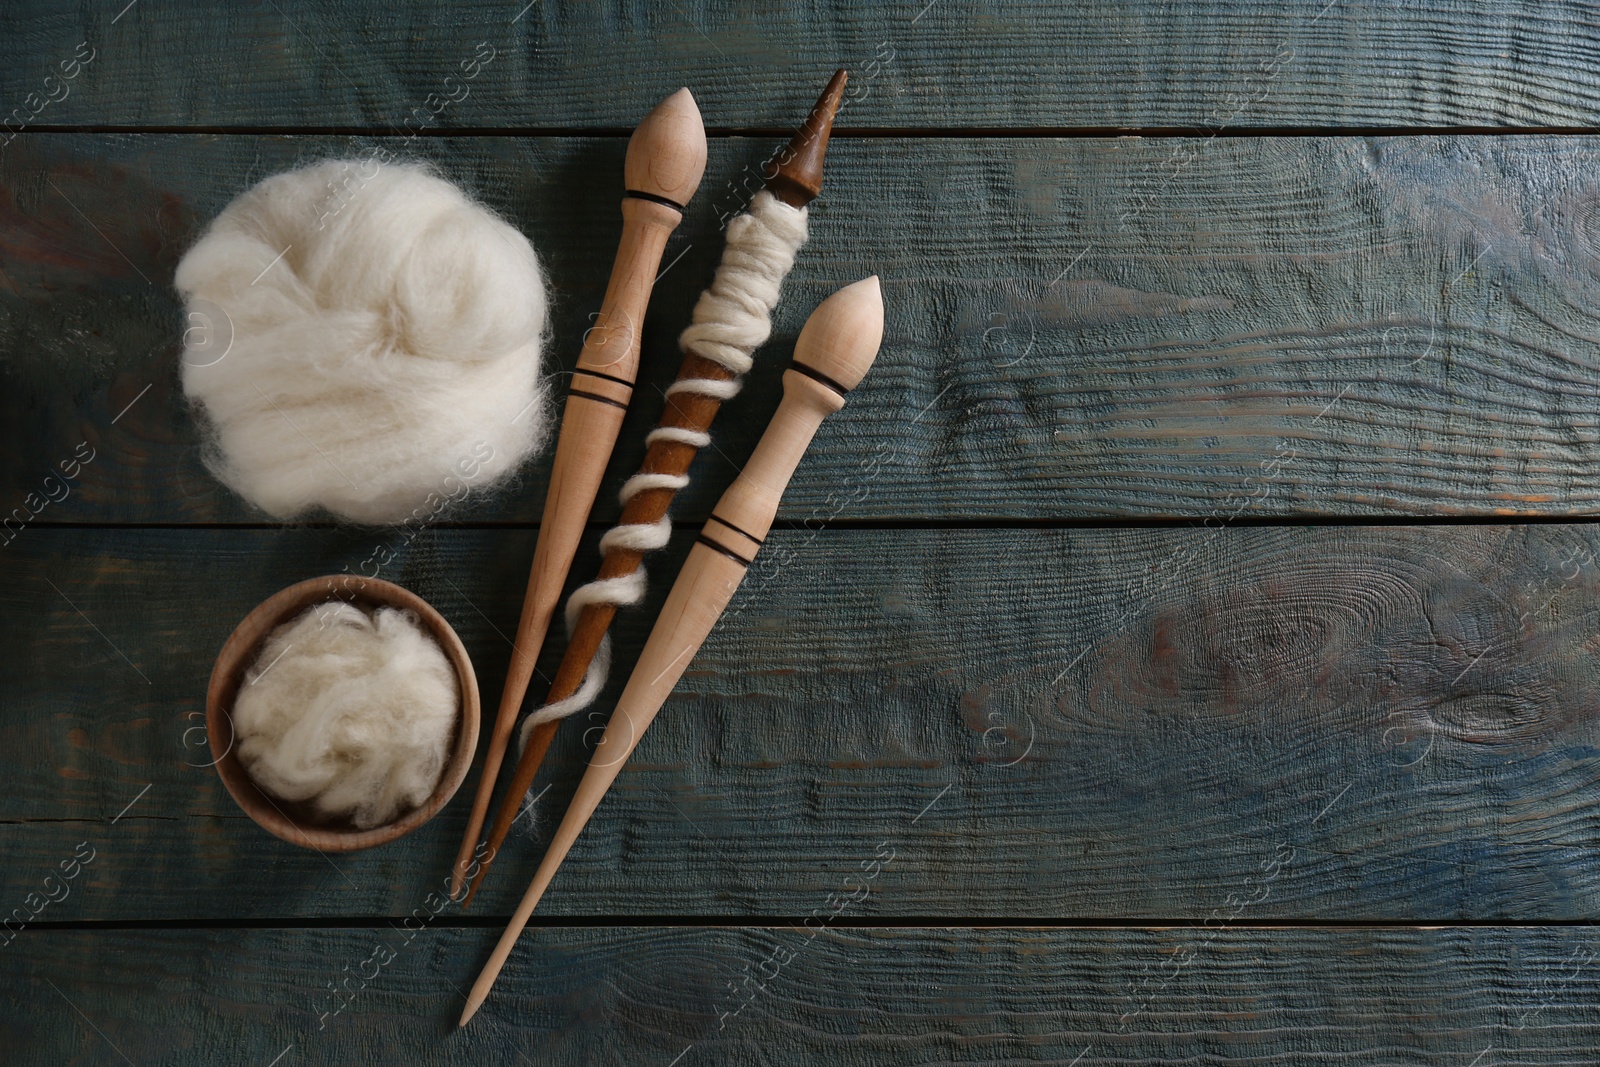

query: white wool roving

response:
[175,159,550,524]
[233,602,459,829]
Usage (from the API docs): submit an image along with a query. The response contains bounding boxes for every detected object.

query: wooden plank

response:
[7,523,1600,921]
[7,132,1600,522]
[4,925,1596,1064]
[6,1,1600,129]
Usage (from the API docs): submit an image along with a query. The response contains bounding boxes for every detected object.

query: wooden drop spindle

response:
[448,88,707,898]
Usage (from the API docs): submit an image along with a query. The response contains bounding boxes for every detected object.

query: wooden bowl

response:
[206,575,480,852]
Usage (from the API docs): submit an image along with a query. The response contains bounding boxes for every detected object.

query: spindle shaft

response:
[449,88,707,898]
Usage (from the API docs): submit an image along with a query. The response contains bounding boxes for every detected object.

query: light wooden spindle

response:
[449,88,707,898]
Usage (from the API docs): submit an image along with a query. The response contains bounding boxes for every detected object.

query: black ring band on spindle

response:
[568,387,630,411]
[789,360,850,398]
[572,367,636,390]
[625,189,687,212]
[706,513,765,547]
[697,534,754,567]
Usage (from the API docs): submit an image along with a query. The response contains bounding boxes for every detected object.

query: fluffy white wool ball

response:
[233,602,459,829]
[176,159,550,523]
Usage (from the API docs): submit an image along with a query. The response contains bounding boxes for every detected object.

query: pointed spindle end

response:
[793,275,883,392]
[765,68,848,208]
[626,87,708,207]
[462,861,489,908]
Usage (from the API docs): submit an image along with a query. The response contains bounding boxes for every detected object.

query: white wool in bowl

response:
[176,159,550,524]
[232,602,459,830]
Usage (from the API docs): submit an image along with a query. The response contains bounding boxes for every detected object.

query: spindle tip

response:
[626,87,708,207]
[792,275,883,392]
[459,969,497,1027]
[765,68,848,208]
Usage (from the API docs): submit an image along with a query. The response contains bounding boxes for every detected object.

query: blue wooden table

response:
[6,2,1600,1063]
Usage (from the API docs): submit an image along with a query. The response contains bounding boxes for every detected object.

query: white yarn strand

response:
[600,514,673,553]
[665,376,742,401]
[647,426,712,448]
[515,190,807,753]
[520,572,648,729]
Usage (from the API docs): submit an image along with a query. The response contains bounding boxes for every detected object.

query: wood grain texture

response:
[6,1,1600,129]
[10,3,1599,1063]
[6,925,1599,1065]
[8,524,1600,921]
[9,133,1600,521]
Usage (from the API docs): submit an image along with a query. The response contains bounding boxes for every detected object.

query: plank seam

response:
[17,125,1600,139]
[15,917,1600,932]
[20,515,1600,532]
